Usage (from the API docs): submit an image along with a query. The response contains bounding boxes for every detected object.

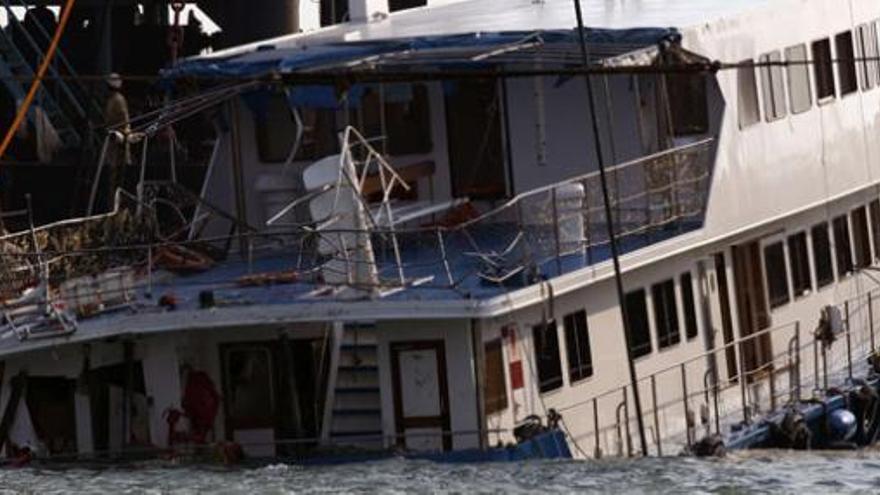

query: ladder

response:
[323,324,384,450]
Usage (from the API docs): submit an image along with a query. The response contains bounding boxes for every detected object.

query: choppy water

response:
[2,450,880,494]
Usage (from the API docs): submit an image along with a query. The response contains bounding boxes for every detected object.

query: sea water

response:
[1,450,879,494]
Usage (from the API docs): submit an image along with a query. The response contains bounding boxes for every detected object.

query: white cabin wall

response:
[376,319,480,450]
[683,0,880,243]
[504,74,641,194]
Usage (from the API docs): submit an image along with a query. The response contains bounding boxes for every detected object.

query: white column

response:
[348,0,389,22]
[142,339,183,448]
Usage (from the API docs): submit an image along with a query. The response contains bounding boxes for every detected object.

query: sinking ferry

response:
[1,0,880,463]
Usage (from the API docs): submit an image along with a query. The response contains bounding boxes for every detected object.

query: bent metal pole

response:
[571,0,649,456]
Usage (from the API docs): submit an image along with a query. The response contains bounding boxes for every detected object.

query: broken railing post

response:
[651,374,662,456]
[845,300,853,380]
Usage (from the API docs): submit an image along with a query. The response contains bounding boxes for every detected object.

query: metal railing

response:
[558,285,880,458]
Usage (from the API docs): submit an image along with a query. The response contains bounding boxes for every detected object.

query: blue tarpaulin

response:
[166,28,679,80]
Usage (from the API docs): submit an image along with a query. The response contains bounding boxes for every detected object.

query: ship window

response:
[625,289,652,358]
[759,51,787,121]
[852,206,872,269]
[785,44,813,114]
[833,215,854,276]
[352,84,432,156]
[763,241,790,309]
[870,200,880,261]
[870,22,880,87]
[532,320,563,393]
[812,222,835,287]
[835,31,858,96]
[484,339,508,415]
[680,272,699,340]
[737,60,761,128]
[389,0,426,11]
[812,38,836,101]
[665,74,709,136]
[856,24,876,91]
[254,92,299,163]
[788,232,812,297]
[651,280,680,349]
[563,310,594,383]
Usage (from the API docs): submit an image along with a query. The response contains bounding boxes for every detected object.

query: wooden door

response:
[731,242,773,380]
[390,340,451,452]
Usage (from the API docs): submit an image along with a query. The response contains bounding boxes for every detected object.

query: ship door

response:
[698,254,739,382]
[445,80,507,199]
[731,242,774,380]
[390,340,452,452]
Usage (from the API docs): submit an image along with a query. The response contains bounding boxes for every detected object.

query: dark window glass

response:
[532,321,563,393]
[255,92,298,163]
[651,280,681,349]
[833,215,854,276]
[625,289,652,358]
[224,347,275,427]
[484,339,508,414]
[852,206,872,269]
[870,200,880,261]
[836,31,858,96]
[680,272,699,340]
[788,232,813,297]
[763,242,790,308]
[320,0,347,26]
[812,222,835,287]
[353,84,432,156]
[812,39,836,100]
[389,0,426,11]
[665,74,709,136]
[563,310,594,383]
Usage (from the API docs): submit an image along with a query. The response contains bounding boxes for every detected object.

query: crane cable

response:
[0,0,78,163]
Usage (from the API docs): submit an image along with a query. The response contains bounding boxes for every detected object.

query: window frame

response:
[851,206,872,269]
[738,59,762,128]
[651,279,682,350]
[812,38,837,103]
[762,238,791,309]
[680,271,699,341]
[811,222,836,288]
[625,288,653,359]
[835,31,859,97]
[532,320,564,394]
[833,214,855,277]
[787,231,813,298]
[759,50,788,122]
[562,310,594,384]
[869,199,880,262]
[785,44,813,114]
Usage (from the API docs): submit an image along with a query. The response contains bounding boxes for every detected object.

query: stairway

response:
[0,3,105,151]
[325,324,384,450]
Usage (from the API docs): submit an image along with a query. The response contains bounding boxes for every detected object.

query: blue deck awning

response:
[165,28,680,80]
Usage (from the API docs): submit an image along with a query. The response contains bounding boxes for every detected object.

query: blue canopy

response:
[166,28,679,80]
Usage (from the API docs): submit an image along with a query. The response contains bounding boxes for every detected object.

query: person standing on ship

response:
[104,73,132,205]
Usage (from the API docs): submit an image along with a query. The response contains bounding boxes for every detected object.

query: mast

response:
[571,0,649,456]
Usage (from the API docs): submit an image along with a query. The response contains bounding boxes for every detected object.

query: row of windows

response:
[763,199,880,309]
[738,20,880,129]
[624,272,700,359]
[532,310,594,394]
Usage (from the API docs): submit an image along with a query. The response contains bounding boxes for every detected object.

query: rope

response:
[0,0,77,163]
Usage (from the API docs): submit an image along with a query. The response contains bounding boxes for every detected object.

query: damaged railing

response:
[556,287,880,459]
